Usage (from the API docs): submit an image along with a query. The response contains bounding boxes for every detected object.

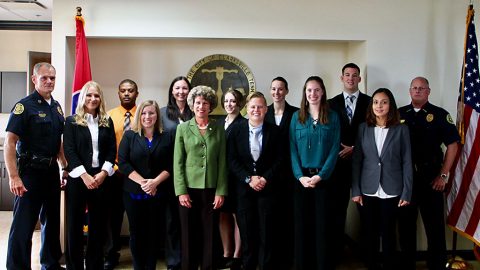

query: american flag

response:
[446,5,480,246]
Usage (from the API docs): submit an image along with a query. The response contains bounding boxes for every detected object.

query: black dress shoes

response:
[104,259,119,270]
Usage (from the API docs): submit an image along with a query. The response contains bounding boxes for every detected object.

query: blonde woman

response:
[64,81,116,270]
[118,100,175,270]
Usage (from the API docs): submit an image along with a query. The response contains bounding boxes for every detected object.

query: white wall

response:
[64,37,362,112]
[51,0,473,249]
[0,30,51,71]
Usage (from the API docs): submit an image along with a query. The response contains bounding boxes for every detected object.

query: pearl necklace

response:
[197,123,209,130]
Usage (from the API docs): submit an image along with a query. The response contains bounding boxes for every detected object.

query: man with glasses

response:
[398,76,459,270]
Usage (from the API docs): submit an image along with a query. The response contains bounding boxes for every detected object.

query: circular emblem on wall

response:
[187,54,256,115]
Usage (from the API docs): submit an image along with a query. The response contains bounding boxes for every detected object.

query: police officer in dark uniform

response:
[4,62,67,270]
[398,76,459,270]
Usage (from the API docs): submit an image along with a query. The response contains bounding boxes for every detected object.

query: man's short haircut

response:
[410,76,429,87]
[33,62,55,75]
[118,79,138,92]
[341,63,360,75]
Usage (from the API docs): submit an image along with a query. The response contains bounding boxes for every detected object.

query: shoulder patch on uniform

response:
[446,114,454,124]
[426,113,434,122]
[13,103,24,115]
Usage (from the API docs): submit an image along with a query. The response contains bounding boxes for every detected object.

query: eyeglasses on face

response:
[409,86,429,92]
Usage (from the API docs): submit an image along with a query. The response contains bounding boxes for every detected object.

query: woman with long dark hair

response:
[351,88,412,270]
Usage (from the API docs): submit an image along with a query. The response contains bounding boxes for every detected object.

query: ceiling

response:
[0,0,52,21]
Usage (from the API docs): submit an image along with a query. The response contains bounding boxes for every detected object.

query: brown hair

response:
[365,88,400,127]
[298,76,329,125]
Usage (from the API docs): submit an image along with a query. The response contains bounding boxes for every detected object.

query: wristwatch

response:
[245,176,251,184]
[440,173,448,183]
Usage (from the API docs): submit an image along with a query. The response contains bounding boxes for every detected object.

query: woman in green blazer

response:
[173,85,227,270]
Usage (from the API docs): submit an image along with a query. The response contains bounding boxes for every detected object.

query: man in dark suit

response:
[264,76,298,268]
[228,92,282,270]
[327,63,371,262]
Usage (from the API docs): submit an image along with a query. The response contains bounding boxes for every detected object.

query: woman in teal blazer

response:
[173,85,227,270]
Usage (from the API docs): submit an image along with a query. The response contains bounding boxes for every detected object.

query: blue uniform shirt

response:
[399,102,460,169]
[6,90,65,157]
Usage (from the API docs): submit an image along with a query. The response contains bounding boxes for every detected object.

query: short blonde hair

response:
[187,85,218,113]
[131,100,163,135]
[74,81,110,127]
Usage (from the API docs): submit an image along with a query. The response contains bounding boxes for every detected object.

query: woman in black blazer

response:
[63,81,116,270]
[351,88,412,270]
[118,100,175,270]
[217,89,246,269]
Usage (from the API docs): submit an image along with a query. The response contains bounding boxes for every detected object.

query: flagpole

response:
[446,4,475,270]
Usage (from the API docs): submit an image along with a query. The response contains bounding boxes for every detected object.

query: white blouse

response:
[69,113,114,178]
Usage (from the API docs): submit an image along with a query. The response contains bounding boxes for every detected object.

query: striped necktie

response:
[346,95,356,123]
[124,111,131,131]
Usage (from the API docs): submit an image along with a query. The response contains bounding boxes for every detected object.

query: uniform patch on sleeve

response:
[13,103,24,115]
[446,114,454,124]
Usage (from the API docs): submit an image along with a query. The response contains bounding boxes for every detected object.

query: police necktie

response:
[124,111,131,131]
[346,95,356,123]
[250,129,261,161]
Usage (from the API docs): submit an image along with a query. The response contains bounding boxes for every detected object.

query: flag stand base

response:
[446,256,472,270]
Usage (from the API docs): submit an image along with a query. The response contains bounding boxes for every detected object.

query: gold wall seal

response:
[187,54,256,115]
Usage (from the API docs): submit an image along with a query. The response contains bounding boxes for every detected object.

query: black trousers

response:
[328,159,352,262]
[293,181,332,270]
[271,174,294,270]
[164,182,182,268]
[6,167,62,270]
[236,187,274,270]
[179,188,219,270]
[65,172,107,270]
[103,171,124,262]
[398,170,447,270]
[123,191,165,270]
[360,195,399,270]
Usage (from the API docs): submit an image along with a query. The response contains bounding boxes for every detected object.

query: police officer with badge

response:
[398,76,459,270]
[4,62,67,270]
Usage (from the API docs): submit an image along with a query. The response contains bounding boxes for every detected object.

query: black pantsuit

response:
[227,121,281,270]
[178,188,218,270]
[63,115,117,270]
[123,192,165,270]
[265,102,298,269]
[118,129,175,270]
[65,169,107,270]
